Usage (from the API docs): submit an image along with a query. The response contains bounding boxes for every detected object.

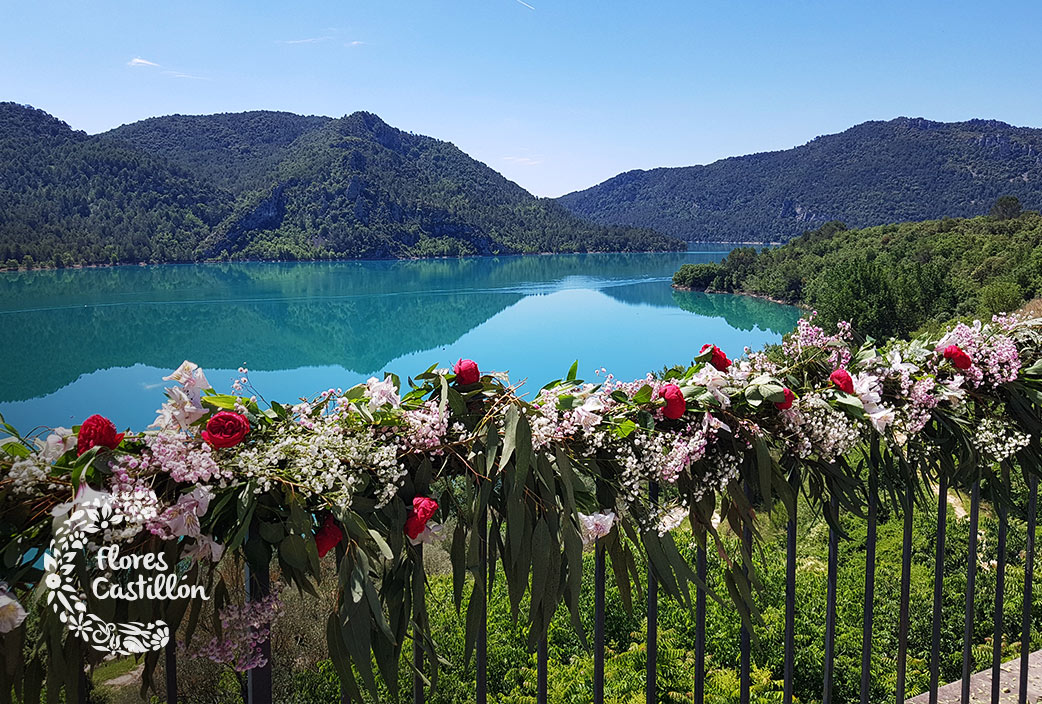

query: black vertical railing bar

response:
[1018,474,1038,704]
[594,539,606,704]
[78,651,89,704]
[928,471,949,704]
[822,495,839,704]
[537,634,548,704]
[695,544,707,704]
[991,487,1008,704]
[413,543,425,704]
[782,507,797,704]
[961,480,981,704]
[245,543,273,704]
[475,506,488,704]
[740,477,752,704]
[646,481,659,704]
[165,641,177,704]
[859,470,878,704]
[896,495,914,704]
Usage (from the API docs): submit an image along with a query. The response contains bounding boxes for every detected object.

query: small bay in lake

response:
[0,246,800,431]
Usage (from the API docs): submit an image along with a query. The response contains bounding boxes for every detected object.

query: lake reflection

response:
[0,248,800,430]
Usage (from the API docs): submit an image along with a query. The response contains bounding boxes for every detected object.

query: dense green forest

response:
[560,117,1042,242]
[673,207,1042,338]
[101,111,332,195]
[0,104,680,268]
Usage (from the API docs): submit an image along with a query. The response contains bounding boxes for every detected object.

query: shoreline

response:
[0,242,757,274]
[671,283,812,310]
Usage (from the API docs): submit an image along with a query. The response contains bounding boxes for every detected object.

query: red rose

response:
[77,414,125,456]
[202,411,250,448]
[658,384,687,420]
[315,515,343,558]
[453,359,480,385]
[404,496,439,540]
[943,345,973,371]
[775,387,795,410]
[700,344,732,372]
[829,369,854,395]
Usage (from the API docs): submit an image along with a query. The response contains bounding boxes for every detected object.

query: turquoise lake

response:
[0,247,800,432]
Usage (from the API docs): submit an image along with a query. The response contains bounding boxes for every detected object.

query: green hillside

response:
[199,111,680,259]
[101,111,331,194]
[672,209,1042,338]
[0,104,680,268]
[0,104,231,267]
[560,117,1042,242]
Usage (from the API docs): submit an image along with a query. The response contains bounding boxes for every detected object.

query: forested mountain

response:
[101,111,331,194]
[672,209,1042,338]
[560,118,1042,242]
[0,104,231,266]
[0,104,680,268]
[195,111,678,259]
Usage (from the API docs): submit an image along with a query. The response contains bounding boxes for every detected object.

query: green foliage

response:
[990,195,1023,220]
[673,213,1042,337]
[0,104,682,268]
[560,118,1042,242]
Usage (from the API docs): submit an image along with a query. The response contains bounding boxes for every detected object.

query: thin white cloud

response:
[347,40,366,47]
[276,36,331,45]
[162,70,210,81]
[515,0,535,9]
[127,57,160,68]
[503,156,543,166]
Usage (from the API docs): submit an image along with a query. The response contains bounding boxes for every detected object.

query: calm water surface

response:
[0,247,799,431]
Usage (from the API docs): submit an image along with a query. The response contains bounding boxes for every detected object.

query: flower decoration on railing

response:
[2,313,1042,700]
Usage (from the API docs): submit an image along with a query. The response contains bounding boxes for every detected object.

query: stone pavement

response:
[906,651,1042,703]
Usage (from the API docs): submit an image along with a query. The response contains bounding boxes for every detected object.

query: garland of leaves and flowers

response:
[2,313,1042,701]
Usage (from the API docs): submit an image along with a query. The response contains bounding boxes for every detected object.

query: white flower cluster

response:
[656,504,689,536]
[782,393,863,461]
[970,417,1031,463]
[228,413,402,507]
[6,457,49,495]
[698,450,741,501]
[3,427,76,496]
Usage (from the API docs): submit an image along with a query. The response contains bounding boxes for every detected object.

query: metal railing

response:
[150,474,1038,704]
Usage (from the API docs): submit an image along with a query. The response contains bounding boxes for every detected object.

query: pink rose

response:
[404,496,439,540]
[202,411,250,449]
[829,369,854,394]
[315,516,343,558]
[658,384,686,420]
[700,344,732,372]
[453,359,480,385]
[77,415,125,456]
[943,345,973,371]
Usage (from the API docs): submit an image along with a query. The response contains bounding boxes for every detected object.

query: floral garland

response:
[2,313,1042,701]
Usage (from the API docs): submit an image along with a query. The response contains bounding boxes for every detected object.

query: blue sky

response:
[2,1,1041,197]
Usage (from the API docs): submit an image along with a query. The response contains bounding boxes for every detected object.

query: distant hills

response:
[559,117,1042,242]
[0,104,679,267]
